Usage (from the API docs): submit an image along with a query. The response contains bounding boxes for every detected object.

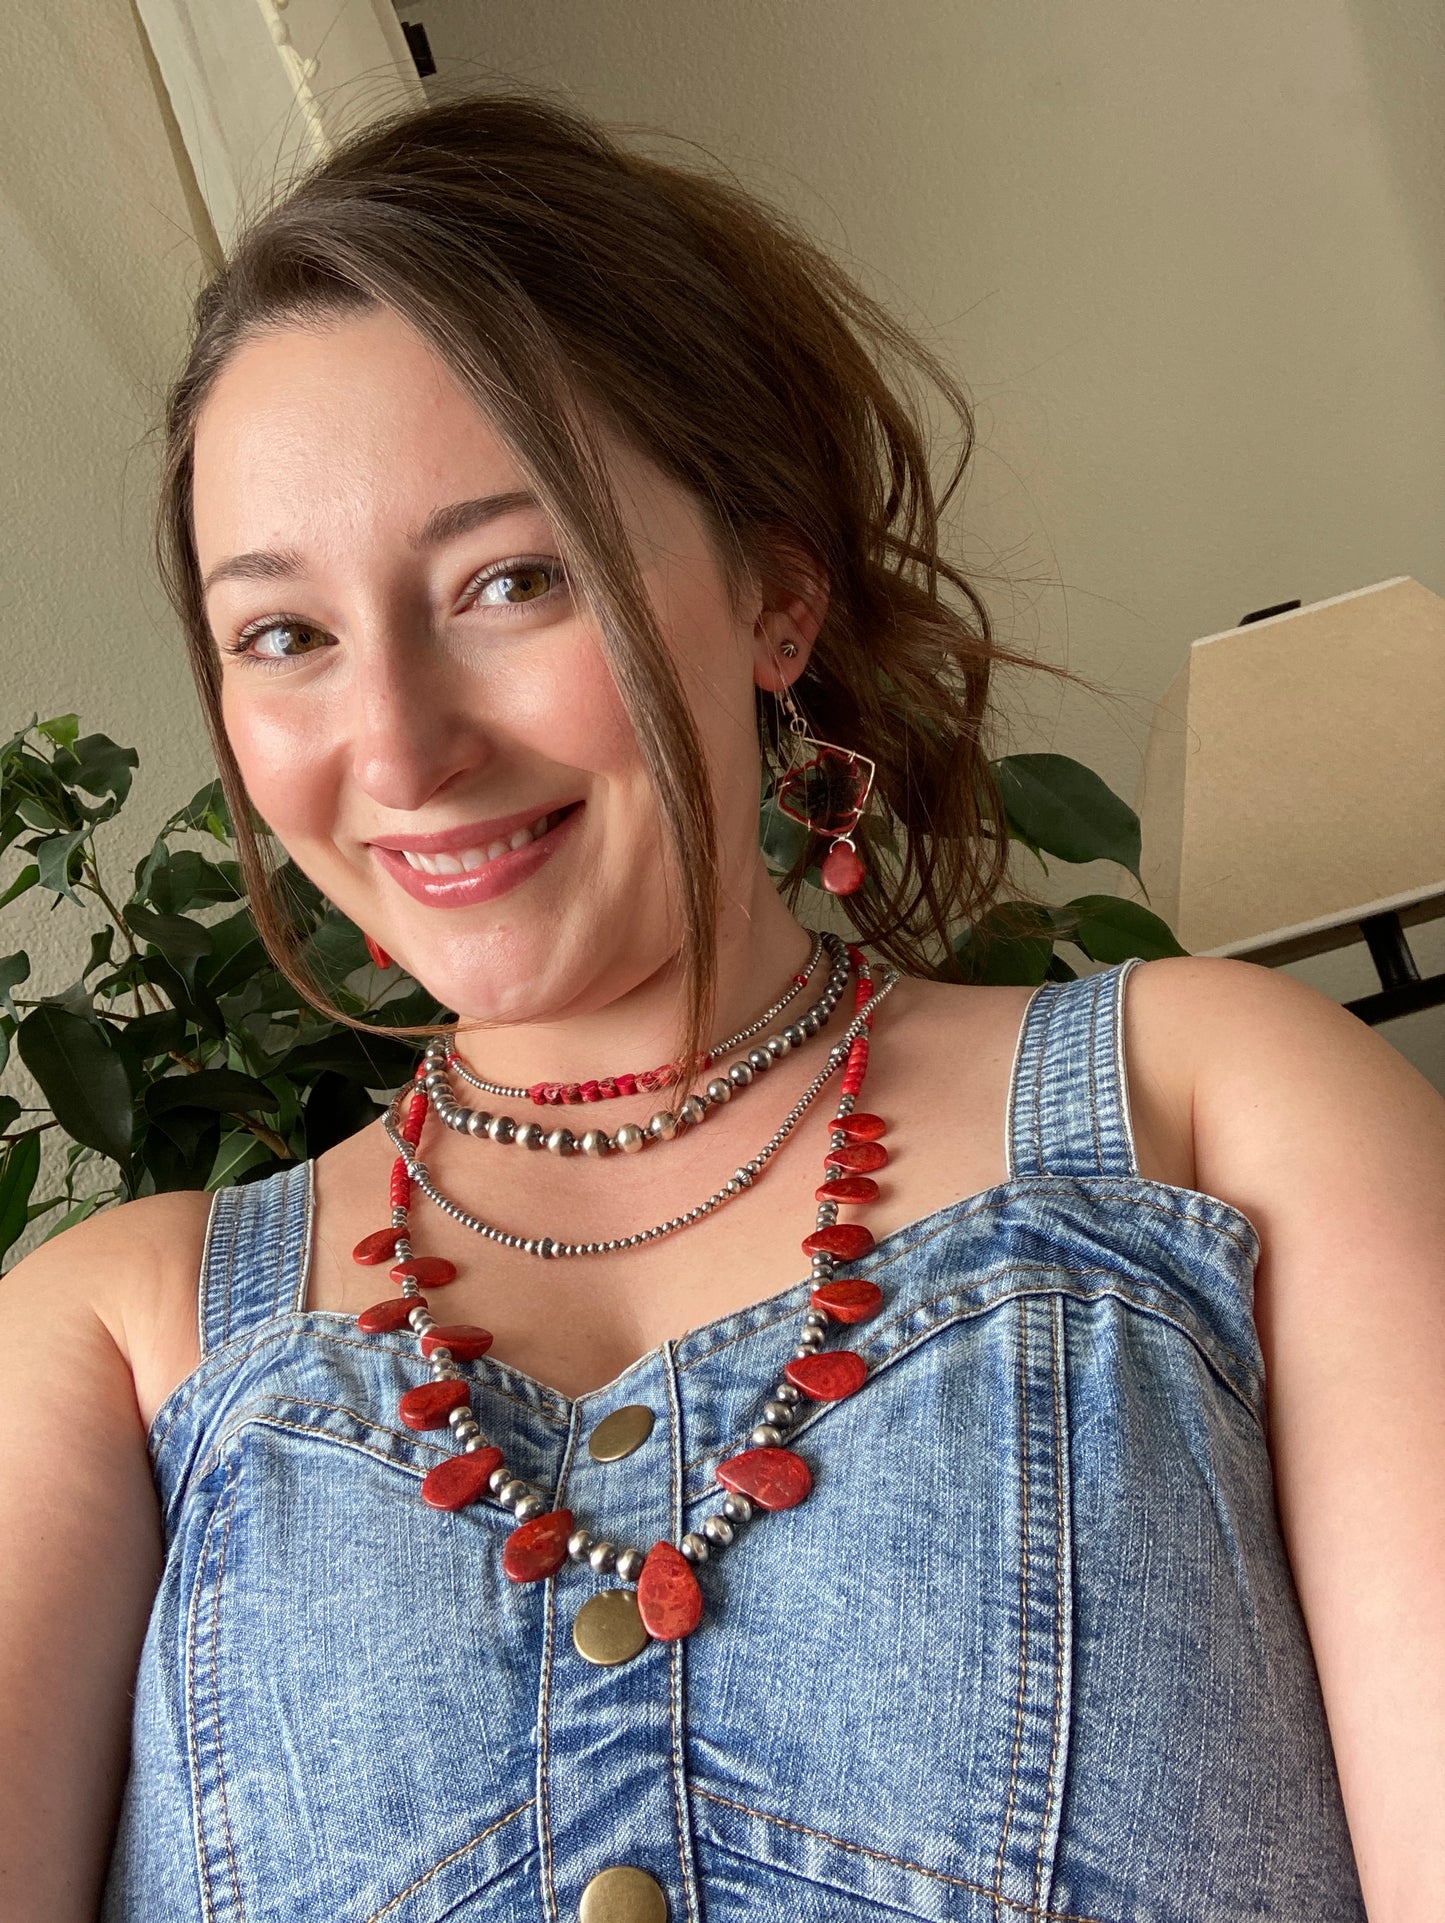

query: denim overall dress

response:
[103,958,1366,1921]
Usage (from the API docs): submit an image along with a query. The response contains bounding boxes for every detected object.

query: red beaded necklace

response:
[350,946,893,1648]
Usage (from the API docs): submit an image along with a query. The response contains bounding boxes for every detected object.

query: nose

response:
[347,623,492,814]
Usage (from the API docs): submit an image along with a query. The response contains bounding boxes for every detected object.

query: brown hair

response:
[156,90,1062,1066]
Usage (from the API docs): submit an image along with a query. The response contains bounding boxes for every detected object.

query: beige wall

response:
[4,1,1442,1082]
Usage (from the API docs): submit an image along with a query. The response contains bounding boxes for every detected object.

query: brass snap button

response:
[578,1865,668,1922]
[587,1403,656,1462]
[572,1588,649,1667]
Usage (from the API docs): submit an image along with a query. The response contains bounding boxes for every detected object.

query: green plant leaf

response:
[58,733,138,807]
[139,1110,221,1190]
[0,952,30,1022]
[0,1130,42,1266]
[993,754,1143,883]
[124,904,213,983]
[15,1004,133,1167]
[40,1194,104,1240]
[206,1130,276,1190]
[277,1028,419,1089]
[0,1095,21,1133]
[0,862,39,909]
[759,795,811,875]
[165,779,231,837]
[34,828,89,903]
[304,1071,380,1158]
[953,902,1058,985]
[1064,895,1190,963]
[145,1068,280,1118]
[151,850,243,914]
[82,928,115,981]
[37,713,80,750]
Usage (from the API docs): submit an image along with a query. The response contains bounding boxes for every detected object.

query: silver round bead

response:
[762,1400,794,1428]
[749,1424,783,1448]
[679,1532,710,1564]
[796,1327,827,1352]
[579,1128,611,1157]
[702,1514,735,1546]
[747,1047,771,1073]
[678,1094,708,1127]
[408,1307,434,1332]
[462,1434,492,1453]
[515,1122,545,1150]
[766,1034,790,1059]
[615,1547,646,1584]
[614,1122,645,1154]
[728,1061,754,1089]
[489,1466,512,1496]
[545,1127,576,1156]
[466,1108,491,1137]
[445,1402,473,1428]
[804,1309,830,1330]
[487,1114,517,1144]
[648,1110,679,1141]
[513,1492,547,1523]
[705,1078,732,1105]
[568,1528,595,1561]
[721,1492,754,1524]
[775,1382,803,1405]
[783,1023,807,1048]
[498,1479,530,1510]
[588,1541,617,1574]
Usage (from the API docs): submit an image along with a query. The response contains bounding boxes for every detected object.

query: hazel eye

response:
[233,619,331,662]
[470,559,566,610]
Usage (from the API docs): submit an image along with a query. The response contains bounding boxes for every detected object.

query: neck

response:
[446,869,825,1092]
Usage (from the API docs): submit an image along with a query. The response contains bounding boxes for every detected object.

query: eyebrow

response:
[199,490,542,595]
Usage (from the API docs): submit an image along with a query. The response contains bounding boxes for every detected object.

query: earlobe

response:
[750,531,830,692]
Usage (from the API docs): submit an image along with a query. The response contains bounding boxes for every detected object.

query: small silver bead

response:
[462,1434,492,1453]
[705,1078,732,1105]
[763,1400,794,1428]
[749,1424,782,1448]
[430,1345,455,1365]
[722,1492,754,1524]
[775,1382,802,1405]
[568,1528,595,1561]
[445,1402,473,1428]
[728,1061,754,1089]
[797,1326,827,1352]
[679,1532,710,1563]
[579,1128,611,1157]
[513,1492,547,1522]
[489,1466,512,1495]
[648,1110,679,1141]
[545,1127,576,1156]
[466,1108,491,1137]
[615,1547,646,1584]
[515,1122,545,1150]
[766,1034,790,1059]
[804,1309,830,1330]
[614,1122,645,1154]
[702,1514,735,1546]
[817,1203,839,1225]
[487,1114,516,1144]
[678,1094,708,1127]
[747,1047,770,1073]
[588,1541,617,1573]
[783,1023,807,1048]
[408,1307,435,1332]
[498,1479,529,1510]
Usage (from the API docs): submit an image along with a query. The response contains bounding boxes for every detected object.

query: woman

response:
[2,92,1441,1923]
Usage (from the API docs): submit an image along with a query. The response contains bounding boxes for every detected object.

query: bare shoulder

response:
[1,1189,213,1428]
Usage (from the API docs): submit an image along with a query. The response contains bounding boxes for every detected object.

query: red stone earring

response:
[773,683,875,897]
[365,934,395,970]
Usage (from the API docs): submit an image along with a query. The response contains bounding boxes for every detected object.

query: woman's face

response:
[191,306,781,1026]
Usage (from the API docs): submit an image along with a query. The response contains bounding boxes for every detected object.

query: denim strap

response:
[198,1159,315,1357]
[1006,958,1143,1179]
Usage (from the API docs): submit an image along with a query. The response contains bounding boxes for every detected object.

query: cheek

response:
[219,680,339,842]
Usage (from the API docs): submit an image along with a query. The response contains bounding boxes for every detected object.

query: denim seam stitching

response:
[1031,984,1062,1175]
[364,1799,536,1922]
[272,1166,293,1323]
[538,1397,585,1923]
[292,1161,317,1314]
[207,1476,246,1923]
[184,1473,230,1923]
[693,1788,1113,1922]
[196,1188,227,1367]
[1086,969,1105,1173]
[1005,981,1049,1182]
[994,1298,1030,1913]
[663,1341,701,1921]
[1114,957,1142,1175]
[1034,1294,1067,1913]
[200,1405,454,1486]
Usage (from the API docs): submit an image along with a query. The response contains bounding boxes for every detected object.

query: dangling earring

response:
[772,679,874,897]
[365,934,395,971]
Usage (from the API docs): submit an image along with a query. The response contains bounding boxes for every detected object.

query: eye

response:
[227,617,332,663]
[466,557,568,612]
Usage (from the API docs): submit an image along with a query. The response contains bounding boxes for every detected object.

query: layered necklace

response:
[351,933,899,1663]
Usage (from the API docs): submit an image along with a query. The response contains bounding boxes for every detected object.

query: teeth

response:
[398,810,561,878]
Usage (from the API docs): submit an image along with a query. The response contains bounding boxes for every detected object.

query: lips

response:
[369,801,582,908]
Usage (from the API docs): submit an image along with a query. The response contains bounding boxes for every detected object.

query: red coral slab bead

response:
[815,1174,880,1203]
[420,1323,494,1361]
[826,1141,888,1174]
[353,1227,403,1266]
[390,1256,458,1288]
[820,841,866,896]
[422,1446,504,1512]
[716,1445,813,1511]
[785,1350,868,1402]
[837,1112,886,1142]
[801,1224,876,1261]
[810,1278,884,1324]
[357,1295,426,1335]
[636,1541,704,1641]
[502,1508,575,1583]
[399,1379,470,1431]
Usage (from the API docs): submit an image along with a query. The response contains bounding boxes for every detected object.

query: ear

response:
[750,532,830,693]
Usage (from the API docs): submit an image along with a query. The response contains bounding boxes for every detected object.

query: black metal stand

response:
[1345,913,1445,1026]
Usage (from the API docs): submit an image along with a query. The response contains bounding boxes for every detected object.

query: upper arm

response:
[1163,955,1445,1918]
[0,1194,207,1923]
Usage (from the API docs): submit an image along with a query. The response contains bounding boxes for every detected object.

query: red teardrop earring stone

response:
[365,934,394,970]
[820,839,866,896]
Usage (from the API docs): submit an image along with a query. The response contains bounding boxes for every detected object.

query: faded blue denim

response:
[103,958,1366,1920]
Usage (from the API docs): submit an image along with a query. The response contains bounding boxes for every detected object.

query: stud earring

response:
[365,934,395,971]
[771,682,874,897]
